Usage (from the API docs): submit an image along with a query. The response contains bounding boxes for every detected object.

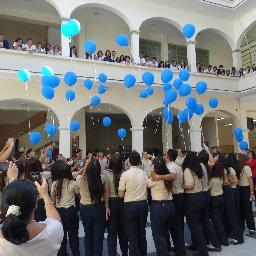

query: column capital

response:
[186,40,197,45]
[61,17,70,22]
[130,127,144,132]
[59,127,71,131]
[131,30,141,35]
[232,49,241,54]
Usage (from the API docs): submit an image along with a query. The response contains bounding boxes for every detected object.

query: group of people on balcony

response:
[1,33,256,77]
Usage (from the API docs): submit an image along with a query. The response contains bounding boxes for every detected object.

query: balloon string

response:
[25,83,31,132]
[179,121,187,150]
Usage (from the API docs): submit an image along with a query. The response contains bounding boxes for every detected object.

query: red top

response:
[249,159,256,177]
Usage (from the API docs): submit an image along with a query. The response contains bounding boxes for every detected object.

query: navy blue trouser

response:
[239,186,255,231]
[57,206,80,256]
[124,201,148,256]
[151,200,175,256]
[170,193,186,256]
[223,185,243,242]
[185,192,209,256]
[210,196,229,245]
[80,203,106,256]
[107,198,128,256]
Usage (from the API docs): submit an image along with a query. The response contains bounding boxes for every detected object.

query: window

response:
[241,40,256,68]
[196,48,209,65]
[140,38,161,60]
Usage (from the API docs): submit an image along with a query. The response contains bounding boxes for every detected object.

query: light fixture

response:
[225,123,233,127]
[217,117,225,121]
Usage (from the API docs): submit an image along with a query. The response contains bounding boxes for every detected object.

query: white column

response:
[190,118,202,152]
[130,30,140,64]
[61,18,71,57]
[187,40,197,72]
[78,20,86,58]
[78,110,86,157]
[59,127,71,158]
[240,110,249,143]
[162,120,173,154]
[161,35,169,62]
[232,49,242,70]
[130,127,144,154]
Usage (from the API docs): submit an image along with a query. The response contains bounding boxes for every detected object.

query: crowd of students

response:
[1,33,256,77]
[0,137,255,256]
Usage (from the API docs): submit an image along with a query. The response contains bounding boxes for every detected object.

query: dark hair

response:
[85,159,103,203]
[26,38,32,41]
[237,154,248,171]
[15,151,25,160]
[108,154,123,195]
[51,161,73,201]
[26,148,34,155]
[25,157,43,180]
[250,151,256,159]
[14,37,22,43]
[217,153,228,173]
[153,156,172,191]
[129,151,141,166]
[211,162,224,178]
[2,179,38,245]
[226,153,240,179]
[198,150,211,177]
[182,151,203,178]
[167,149,177,162]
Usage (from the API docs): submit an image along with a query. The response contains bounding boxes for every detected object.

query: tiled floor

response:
[68,206,256,256]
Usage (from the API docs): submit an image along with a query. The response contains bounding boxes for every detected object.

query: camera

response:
[30,171,42,185]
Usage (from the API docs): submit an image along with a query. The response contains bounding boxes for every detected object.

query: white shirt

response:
[140,58,146,65]
[0,42,3,48]
[167,161,184,194]
[151,61,158,68]
[142,159,153,176]
[36,48,45,54]
[99,158,108,172]
[0,218,63,256]
[23,44,36,52]
[170,65,179,71]
[13,42,24,51]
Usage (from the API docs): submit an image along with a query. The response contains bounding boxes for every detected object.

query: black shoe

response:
[249,230,255,235]
[207,246,222,252]
[230,240,244,245]
[186,245,198,251]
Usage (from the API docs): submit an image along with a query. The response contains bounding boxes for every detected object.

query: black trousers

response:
[80,203,106,256]
[210,196,228,245]
[170,193,186,256]
[201,191,221,248]
[124,201,148,256]
[253,177,256,197]
[107,198,128,256]
[185,192,209,256]
[223,185,243,242]
[151,200,175,256]
[239,186,256,231]
[57,206,80,256]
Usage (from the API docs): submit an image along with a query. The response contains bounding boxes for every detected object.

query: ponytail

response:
[2,214,29,245]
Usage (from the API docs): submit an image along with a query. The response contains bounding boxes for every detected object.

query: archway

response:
[196,29,233,71]
[143,107,190,154]
[0,98,59,151]
[202,110,236,153]
[139,17,186,66]
[72,103,132,157]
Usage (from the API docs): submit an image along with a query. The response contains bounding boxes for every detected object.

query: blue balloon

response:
[29,132,41,145]
[194,104,204,116]
[165,89,177,104]
[124,74,136,89]
[161,69,173,83]
[42,66,53,77]
[239,140,248,151]
[98,73,107,83]
[90,95,101,106]
[70,120,80,132]
[186,97,197,110]
[183,108,193,120]
[178,111,188,123]
[41,76,60,88]
[45,123,57,137]
[61,23,72,38]
[18,69,30,83]
[163,98,169,107]
[163,108,173,124]
[103,117,112,127]
[209,98,218,109]
[64,72,77,86]
[183,23,196,39]
[116,34,128,46]
[142,72,154,86]
[68,19,80,36]
[140,89,149,99]
[234,128,243,142]
[42,86,54,100]
[164,83,172,92]
[84,39,97,54]
[173,79,183,90]
[46,150,53,158]
[65,90,76,101]
[84,79,93,90]
[196,81,207,95]
[146,86,154,96]
[179,84,192,97]
[179,69,190,81]
[118,128,127,139]
[98,85,107,94]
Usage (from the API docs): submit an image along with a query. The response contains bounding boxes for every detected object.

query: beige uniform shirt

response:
[147,178,173,200]
[200,163,209,192]
[184,168,203,194]
[118,166,147,203]
[229,167,238,189]
[51,179,79,208]
[142,159,153,177]
[106,170,119,198]
[239,166,252,187]
[209,177,223,196]
[166,161,184,194]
